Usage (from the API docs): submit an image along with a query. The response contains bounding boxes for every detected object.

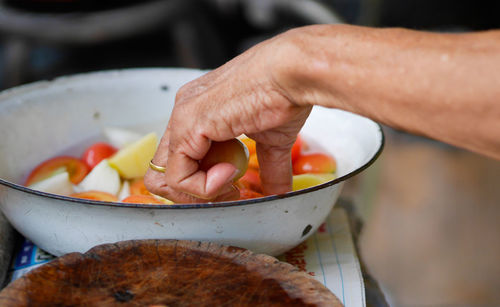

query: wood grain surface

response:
[0,240,342,307]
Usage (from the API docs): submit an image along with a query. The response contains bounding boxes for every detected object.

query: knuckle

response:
[175,81,196,103]
[175,84,189,100]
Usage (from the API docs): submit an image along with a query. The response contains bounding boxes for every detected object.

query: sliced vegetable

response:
[248,154,259,170]
[122,195,164,204]
[118,180,131,201]
[70,191,118,202]
[239,136,256,156]
[28,171,74,196]
[292,173,336,191]
[82,142,117,169]
[239,188,264,200]
[74,160,121,196]
[103,127,142,149]
[152,194,174,205]
[25,156,89,186]
[292,153,336,175]
[199,139,249,182]
[236,168,262,193]
[291,135,303,162]
[130,178,150,196]
[108,132,158,179]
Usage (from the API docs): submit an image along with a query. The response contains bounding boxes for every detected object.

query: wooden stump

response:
[0,240,342,306]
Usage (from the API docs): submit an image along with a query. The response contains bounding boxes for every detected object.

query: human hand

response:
[144,31,312,202]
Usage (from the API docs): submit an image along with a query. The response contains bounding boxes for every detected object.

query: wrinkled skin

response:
[145,24,500,202]
[144,32,311,203]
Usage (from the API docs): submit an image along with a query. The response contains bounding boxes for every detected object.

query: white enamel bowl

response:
[0,68,383,256]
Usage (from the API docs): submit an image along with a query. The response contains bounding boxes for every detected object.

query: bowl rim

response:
[0,68,385,210]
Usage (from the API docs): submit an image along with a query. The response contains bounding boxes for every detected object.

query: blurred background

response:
[1,0,499,306]
[1,0,500,89]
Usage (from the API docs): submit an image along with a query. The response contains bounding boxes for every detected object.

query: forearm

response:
[275,25,500,159]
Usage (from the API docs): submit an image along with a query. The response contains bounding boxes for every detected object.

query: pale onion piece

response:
[28,171,74,196]
[118,180,131,201]
[103,127,143,149]
[75,160,121,196]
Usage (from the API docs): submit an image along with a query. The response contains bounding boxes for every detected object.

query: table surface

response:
[0,199,389,306]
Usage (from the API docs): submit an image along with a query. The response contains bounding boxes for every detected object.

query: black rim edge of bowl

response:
[0,68,385,210]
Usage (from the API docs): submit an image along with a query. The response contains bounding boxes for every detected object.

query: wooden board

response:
[0,240,342,306]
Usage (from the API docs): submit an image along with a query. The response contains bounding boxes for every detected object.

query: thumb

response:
[256,143,293,195]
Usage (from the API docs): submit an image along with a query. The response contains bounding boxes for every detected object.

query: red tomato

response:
[81,142,117,169]
[292,153,336,175]
[25,156,90,186]
[239,188,264,200]
[122,195,163,204]
[291,135,303,162]
[236,168,262,193]
[130,178,150,196]
[70,191,118,202]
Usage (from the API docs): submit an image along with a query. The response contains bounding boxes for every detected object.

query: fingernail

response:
[217,186,240,201]
[219,184,236,195]
[227,169,240,183]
